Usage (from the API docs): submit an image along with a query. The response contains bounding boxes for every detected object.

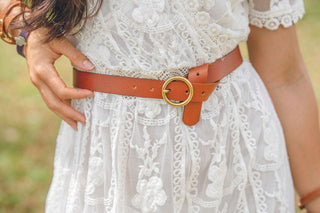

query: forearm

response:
[248,25,320,212]
[270,66,320,212]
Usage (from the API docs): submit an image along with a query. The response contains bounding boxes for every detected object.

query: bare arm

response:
[247,25,320,212]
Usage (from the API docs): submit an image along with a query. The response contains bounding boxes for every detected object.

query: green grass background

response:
[0,1,319,212]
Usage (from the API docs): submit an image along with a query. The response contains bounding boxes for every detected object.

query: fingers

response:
[37,81,88,130]
[30,64,93,130]
[32,64,94,100]
[50,37,95,71]
[25,31,94,130]
[56,111,78,131]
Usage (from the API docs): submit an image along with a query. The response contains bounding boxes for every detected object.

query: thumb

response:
[51,37,95,71]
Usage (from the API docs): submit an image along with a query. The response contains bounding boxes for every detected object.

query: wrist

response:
[299,185,320,211]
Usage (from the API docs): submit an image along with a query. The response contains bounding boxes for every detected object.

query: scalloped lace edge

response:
[249,5,305,30]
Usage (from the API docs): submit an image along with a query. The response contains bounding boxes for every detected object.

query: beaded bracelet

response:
[0,1,21,44]
[299,186,320,209]
[16,30,28,57]
[0,1,29,44]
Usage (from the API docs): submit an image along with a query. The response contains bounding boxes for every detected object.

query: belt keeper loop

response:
[73,47,242,126]
[182,64,210,126]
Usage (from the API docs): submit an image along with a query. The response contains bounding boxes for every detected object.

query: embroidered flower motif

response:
[196,11,210,25]
[185,0,200,12]
[265,18,280,30]
[249,17,263,28]
[132,176,167,213]
[208,23,222,35]
[206,165,226,199]
[137,100,162,119]
[218,34,228,43]
[132,0,165,27]
[280,15,293,28]
[204,0,215,10]
[86,157,104,195]
[90,43,111,62]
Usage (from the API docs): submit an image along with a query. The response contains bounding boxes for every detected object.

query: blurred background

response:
[0,1,319,212]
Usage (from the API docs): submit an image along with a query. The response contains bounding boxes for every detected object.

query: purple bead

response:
[16,31,29,58]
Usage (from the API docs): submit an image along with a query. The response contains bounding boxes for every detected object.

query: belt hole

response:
[202,91,205,95]
[133,85,137,89]
[185,90,189,94]
[150,88,154,91]
[196,73,200,76]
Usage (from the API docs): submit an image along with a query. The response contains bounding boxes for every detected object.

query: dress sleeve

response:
[248,0,305,30]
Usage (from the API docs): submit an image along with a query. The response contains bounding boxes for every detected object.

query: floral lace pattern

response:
[130,126,168,212]
[46,61,296,212]
[46,0,304,212]
[132,0,166,27]
[249,2,305,30]
[132,176,167,212]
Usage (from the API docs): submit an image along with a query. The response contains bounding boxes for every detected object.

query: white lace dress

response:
[45,0,305,212]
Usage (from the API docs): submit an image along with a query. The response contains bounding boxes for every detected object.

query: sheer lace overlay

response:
[248,0,305,30]
[46,0,304,212]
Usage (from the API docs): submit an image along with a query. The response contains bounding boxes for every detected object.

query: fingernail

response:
[84,90,94,97]
[83,60,95,70]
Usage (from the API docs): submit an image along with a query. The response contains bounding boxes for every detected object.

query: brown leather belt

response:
[74,46,243,126]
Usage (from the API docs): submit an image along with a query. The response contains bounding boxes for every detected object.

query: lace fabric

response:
[69,0,305,79]
[248,0,305,30]
[47,0,304,212]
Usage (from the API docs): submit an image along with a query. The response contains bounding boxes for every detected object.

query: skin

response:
[248,25,320,212]
[2,0,320,211]
[24,28,95,130]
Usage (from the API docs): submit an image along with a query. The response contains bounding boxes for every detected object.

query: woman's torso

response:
[71,0,251,79]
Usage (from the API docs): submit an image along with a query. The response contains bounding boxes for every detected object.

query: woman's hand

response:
[25,28,95,130]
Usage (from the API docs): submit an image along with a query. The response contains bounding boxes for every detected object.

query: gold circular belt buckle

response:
[162,76,194,107]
